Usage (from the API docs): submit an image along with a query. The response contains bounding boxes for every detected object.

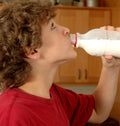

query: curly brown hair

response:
[0,0,56,90]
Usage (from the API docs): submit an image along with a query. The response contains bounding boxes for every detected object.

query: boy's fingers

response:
[115,27,120,32]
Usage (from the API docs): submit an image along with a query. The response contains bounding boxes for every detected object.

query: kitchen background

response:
[51,0,120,124]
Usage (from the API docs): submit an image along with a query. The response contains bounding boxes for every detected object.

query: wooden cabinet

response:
[111,8,120,27]
[54,6,111,84]
[55,6,111,33]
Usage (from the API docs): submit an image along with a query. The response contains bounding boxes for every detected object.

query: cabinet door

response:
[75,48,88,83]
[88,9,111,29]
[55,8,89,33]
[87,56,102,83]
[54,8,111,84]
[58,59,76,83]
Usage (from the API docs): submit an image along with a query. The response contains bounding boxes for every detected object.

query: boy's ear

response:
[25,48,40,59]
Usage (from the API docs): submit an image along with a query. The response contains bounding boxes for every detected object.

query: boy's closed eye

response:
[50,22,56,30]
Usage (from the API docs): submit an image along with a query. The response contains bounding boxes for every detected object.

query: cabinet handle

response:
[84,69,87,80]
[78,69,81,80]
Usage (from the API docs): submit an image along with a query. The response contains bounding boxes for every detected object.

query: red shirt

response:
[0,84,94,126]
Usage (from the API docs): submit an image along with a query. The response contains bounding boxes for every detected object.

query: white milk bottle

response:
[70,29,120,57]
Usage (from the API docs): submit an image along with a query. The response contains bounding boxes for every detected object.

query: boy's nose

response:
[63,27,70,35]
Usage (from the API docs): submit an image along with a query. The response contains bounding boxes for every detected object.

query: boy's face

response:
[39,19,77,64]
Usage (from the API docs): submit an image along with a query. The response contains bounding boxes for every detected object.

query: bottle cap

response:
[70,33,77,47]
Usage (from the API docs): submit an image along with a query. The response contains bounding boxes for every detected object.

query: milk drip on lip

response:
[70,29,120,57]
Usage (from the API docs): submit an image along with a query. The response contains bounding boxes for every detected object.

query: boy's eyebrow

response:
[48,16,53,21]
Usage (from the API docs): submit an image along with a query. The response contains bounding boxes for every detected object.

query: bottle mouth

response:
[70,33,77,47]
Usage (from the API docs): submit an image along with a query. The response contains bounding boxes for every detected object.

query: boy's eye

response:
[51,22,56,30]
